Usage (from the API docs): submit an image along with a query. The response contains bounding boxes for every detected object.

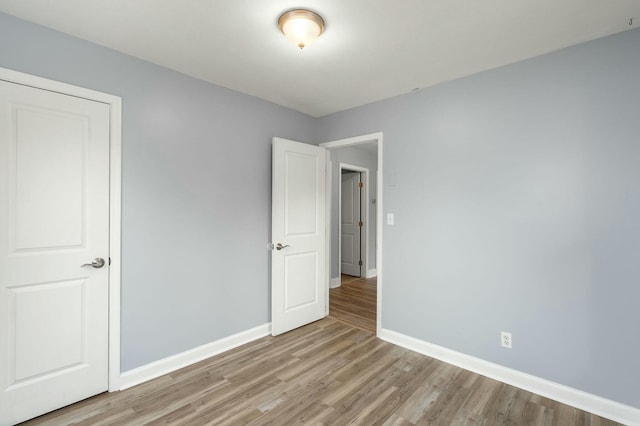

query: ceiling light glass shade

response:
[278,9,325,50]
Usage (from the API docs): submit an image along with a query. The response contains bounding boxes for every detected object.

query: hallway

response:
[328,275,376,333]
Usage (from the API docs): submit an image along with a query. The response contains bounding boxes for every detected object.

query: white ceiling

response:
[1,1,639,117]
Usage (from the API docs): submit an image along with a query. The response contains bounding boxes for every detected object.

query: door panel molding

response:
[0,67,122,392]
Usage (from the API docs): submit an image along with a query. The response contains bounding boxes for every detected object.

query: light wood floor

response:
[329,274,377,333]
[22,318,619,425]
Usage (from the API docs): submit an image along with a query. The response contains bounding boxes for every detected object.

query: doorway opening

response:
[320,133,382,335]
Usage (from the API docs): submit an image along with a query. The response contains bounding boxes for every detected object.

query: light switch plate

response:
[387,213,394,225]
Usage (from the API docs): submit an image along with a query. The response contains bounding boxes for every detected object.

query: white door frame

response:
[338,164,369,279]
[0,67,122,391]
[320,132,383,336]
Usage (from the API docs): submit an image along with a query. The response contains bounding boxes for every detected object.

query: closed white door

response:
[0,80,110,425]
[271,137,326,336]
[341,172,362,277]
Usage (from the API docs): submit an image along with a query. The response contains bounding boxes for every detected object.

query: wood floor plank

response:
[19,317,622,426]
[329,274,377,333]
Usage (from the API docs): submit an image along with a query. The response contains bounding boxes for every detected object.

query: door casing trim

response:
[0,66,123,391]
[320,132,383,336]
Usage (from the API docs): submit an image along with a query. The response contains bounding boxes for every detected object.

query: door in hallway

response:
[341,172,362,277]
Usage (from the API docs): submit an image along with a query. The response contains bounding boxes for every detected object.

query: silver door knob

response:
[275,243,290,251]
[81,258,106,268]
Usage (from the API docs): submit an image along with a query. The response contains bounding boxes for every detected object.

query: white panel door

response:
[0,80,110,425]
[271,137,326,336]
[341,172,362,277]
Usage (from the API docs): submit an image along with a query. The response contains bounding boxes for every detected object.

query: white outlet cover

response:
[387,213,394,225]
[501,331,512,348]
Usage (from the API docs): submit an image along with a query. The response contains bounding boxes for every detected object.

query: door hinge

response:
[358,181,363,188]
[358,221,363,227]
[358,260,363,266]
[108,257,111,266]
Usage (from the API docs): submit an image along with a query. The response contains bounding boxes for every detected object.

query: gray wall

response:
[330,146,378,279]
[317,28,640,409]
[0,12,315,371]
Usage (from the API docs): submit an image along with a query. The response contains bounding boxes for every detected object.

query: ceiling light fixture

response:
[278,9,325,50]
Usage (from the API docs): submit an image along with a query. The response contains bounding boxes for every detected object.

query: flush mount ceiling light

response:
[278,9,325,50]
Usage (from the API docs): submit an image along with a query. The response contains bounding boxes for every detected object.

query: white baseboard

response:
[379,328,640,426]
[330,277,341,288]
[365,268,377,278]
[120,323,271,390]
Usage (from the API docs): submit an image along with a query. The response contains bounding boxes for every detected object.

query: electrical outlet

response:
[501,332,512,349]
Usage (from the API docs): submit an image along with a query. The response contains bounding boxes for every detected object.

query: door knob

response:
[81,258,106,268]
[275,243,290,251]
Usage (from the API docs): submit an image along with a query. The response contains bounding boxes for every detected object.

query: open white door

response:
[271,137,326,336]
[0,80,110,424]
